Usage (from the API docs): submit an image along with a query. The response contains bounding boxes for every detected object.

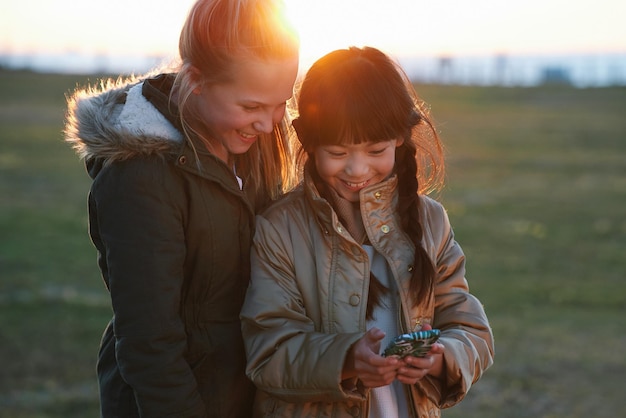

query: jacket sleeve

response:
[417,198,495,408]
[92,158,206,417]
[241,214,365,403]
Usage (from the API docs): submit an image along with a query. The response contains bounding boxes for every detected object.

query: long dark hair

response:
[293,46,445,317]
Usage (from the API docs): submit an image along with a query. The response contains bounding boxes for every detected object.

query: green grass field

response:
[1,69,625,417]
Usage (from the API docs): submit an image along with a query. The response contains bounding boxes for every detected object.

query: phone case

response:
[382,329,441,358]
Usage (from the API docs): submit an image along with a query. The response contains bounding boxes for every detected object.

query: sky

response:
[2,0,626,70]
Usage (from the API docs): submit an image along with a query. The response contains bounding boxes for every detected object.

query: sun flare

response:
[284,0,404,71]
[284,0,626,74]
[2,0,625,76]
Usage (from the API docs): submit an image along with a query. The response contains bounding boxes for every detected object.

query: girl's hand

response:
[343,328,401,388]
[395,342,445,384]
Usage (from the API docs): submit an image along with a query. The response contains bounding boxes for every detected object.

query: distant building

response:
[437,56,454,84]
[2,51,625,87]
[494,54,509,85]
[540,67,572,85]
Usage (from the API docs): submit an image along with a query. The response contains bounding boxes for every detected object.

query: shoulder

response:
[257,186,308,224]
[254,185,318,242]
[419,195,449,224]
[261,185,306,213]
[250,188,306,254]
[92,156,181,196]
[418,194,454,250]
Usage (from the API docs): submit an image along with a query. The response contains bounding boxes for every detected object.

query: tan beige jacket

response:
[241,172,494,418]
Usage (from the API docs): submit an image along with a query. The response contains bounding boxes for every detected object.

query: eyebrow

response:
[240,99,287,107]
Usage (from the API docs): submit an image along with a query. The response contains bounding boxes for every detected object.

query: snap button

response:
[407,264,414,272]
[337,225,344,233]
[381,225,390,233]
[178,155,187,165]
[349,294,360,306]
[374,191,382,199]
[348,405,360,417]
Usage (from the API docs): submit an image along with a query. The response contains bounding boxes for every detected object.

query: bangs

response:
[296,48,414,148]
[314,83,408,146]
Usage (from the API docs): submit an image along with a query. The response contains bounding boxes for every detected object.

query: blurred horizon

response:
[2,0,626,87]
[3,2,626,56]
[2,49,625,88]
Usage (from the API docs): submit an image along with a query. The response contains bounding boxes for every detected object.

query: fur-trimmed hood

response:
[64,77,184,177]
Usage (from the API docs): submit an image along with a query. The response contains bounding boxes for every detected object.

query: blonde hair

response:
[175,0,300,201]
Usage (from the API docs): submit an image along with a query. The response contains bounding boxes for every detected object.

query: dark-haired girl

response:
[241,46,494,417]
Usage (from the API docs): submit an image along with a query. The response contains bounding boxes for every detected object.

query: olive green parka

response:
[65,75,257,417]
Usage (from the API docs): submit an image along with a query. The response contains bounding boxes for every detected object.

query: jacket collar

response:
[303,166,399,236]
[65,75,183,169]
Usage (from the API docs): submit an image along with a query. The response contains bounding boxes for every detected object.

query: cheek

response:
[211,108,249,130]
[377,153,397,176]
[381,159,396,175]
[272,103,287,123]
[314,158,341,180]
[197,93,249,130]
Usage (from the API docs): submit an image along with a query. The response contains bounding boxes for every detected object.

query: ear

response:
[395,137,405,147]
[188,65,203,95]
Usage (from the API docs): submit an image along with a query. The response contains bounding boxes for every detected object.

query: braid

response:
[366,273,387,320]
[396,143,435,304]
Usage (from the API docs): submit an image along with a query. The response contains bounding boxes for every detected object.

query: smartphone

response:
[382,329,441,358]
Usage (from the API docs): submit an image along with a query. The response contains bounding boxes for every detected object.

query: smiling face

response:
[194,56,299,162]
[313,139,402,202]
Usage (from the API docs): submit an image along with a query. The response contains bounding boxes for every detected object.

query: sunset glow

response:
[2,0,625,72]
[285,0,626,66]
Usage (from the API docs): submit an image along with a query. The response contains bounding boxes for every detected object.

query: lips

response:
[237,130,257,140]
[343,179,370,189]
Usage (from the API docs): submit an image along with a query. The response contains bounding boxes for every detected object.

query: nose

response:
[252,117,273,134]
[344,154,368,177]
[253,106,285,134]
